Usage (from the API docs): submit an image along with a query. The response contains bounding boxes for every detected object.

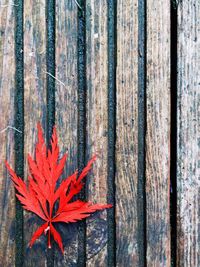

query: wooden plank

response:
[0,2,16,266]
[177,1,200,266]
[23,0,47,265]
[54,0,78,265]
[116,0,139,265]
[146,0,171,266]
[85,1,108,266]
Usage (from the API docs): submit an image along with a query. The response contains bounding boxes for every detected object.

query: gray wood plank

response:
[0,2,16,266]
[54,0,78,265]
[177,1,200,266]
[86,1,109,266]
[23,0,47,265]
[146,0,171,266]
[116,1,139,265]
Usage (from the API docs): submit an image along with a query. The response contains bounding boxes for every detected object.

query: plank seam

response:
[138,0,147,265]
[170,1,178,266]
[46,0,56,266]
[14,1,24,266]
[107,1,117,266]
[77,2,87,266]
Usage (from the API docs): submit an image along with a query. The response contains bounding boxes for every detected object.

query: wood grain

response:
[85,1,108,266]
[0,1,200,266]
[116,1,139,266]
[177,1,200,266]
[0,2,15,266]
[146,0,171,266]
[23,0,47,265]
[54,0,78,265]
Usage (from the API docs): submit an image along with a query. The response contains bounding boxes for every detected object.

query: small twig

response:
[43,71,66,87]
[1,3,18,7]
[0,126,22,134]
[38,48,45,55]
[74,0,82,9]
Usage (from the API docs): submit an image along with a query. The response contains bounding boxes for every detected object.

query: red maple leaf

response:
[5,123,112,253]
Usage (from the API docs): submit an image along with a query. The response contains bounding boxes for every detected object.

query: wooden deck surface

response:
[0,0,199,266]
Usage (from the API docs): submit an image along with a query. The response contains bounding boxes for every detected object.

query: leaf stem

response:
[48,223,51,249]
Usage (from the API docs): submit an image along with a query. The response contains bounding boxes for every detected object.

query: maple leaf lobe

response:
[5,123,112,253]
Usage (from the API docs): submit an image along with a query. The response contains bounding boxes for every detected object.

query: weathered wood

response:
[23,0,47,265]
[0,2,15,266]
[85,1,108,266]
[1,1,200,266]
[177,1,200,266]
[54,0,78,265]
[146,0,171,266]
[116,1,139,266]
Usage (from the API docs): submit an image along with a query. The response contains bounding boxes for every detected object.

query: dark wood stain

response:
[107,1,117,266]
[77,0,87,266]
[138,0,146,265]
[170,1,178,266]
[14,1,24,266]
[46,1,56,266]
